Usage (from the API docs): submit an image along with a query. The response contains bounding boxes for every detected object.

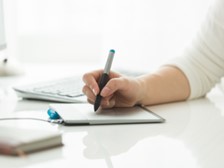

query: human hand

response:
[82,70,144,108]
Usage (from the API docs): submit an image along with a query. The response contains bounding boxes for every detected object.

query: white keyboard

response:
[13,77,85,103]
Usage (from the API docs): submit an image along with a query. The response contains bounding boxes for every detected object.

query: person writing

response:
[82,0,224,109]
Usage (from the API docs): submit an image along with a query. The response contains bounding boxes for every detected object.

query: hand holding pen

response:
[94,49,115,111]
[82,50,143,110]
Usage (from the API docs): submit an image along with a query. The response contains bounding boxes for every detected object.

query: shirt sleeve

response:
[167,0,224,99]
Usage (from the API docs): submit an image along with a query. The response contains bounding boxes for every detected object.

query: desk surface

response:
[1,64,224,168]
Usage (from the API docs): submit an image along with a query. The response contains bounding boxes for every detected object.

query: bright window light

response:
[14,0,212,70]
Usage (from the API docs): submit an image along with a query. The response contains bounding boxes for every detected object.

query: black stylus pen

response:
[94,49,115,111]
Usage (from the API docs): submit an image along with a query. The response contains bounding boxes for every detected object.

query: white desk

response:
[1,64,224,168]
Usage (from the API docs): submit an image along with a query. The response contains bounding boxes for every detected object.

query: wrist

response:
[135,75,150,105]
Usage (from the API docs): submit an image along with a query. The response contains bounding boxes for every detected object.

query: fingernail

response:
[93,88,97,96]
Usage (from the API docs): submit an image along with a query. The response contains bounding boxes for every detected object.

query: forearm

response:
[137,66,190,105]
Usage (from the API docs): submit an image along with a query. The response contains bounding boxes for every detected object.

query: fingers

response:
[101,77,127,97]
[82,70,121,96]
[83,85,115,108]
[100,94,116,108]
[99,78,128,108]
[82,70,102,96]
[82,70,125,108]
[82,85,95,104]
[101,100,116,109]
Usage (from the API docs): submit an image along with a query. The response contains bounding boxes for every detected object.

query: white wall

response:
[4,0,212,71]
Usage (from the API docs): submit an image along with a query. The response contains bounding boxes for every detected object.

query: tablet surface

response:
[49,103,165,125]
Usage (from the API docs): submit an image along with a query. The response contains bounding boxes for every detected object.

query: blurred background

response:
[3,0,212,71]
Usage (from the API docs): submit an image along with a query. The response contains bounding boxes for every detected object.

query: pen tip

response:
[94,106,98,112]
[94,102,100,112]
[110,49,115,53]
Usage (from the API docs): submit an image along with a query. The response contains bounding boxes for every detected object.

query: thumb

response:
[100,78,126,97]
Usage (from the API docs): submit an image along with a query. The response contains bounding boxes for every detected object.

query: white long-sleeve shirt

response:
[169,0,224,99]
